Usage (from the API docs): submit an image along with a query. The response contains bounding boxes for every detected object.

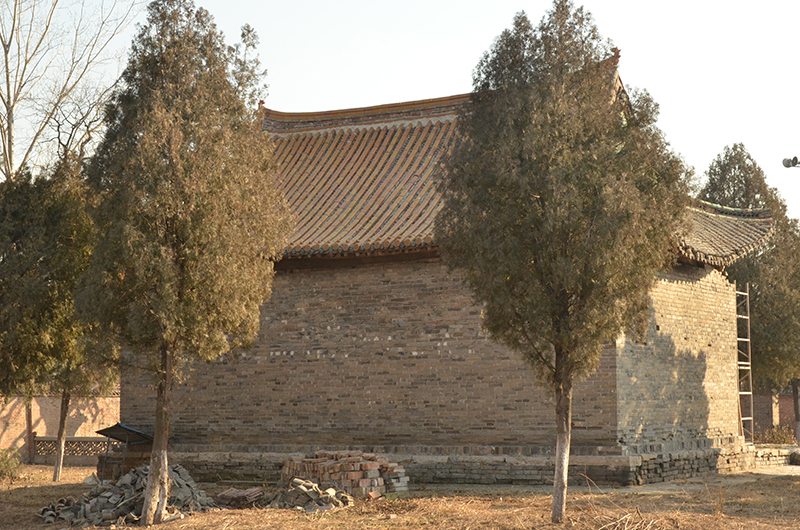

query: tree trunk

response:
[52,389,71,482]
[26,400,35,464]
[141,348,172,526]
[793,379,800,445]
[4,105,14,180]
[552,374,573,523]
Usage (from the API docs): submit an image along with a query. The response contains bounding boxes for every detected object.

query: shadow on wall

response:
[33,397,115,437]
[617,329,718,454]
[0,396,120,457]
[0,398,27,451]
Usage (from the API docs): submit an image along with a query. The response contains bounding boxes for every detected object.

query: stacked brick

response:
[280,451,409,497]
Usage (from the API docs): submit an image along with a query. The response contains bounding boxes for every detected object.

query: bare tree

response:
[0,0,138,181]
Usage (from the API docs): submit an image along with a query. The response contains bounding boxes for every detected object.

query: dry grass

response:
[2,465,800,529]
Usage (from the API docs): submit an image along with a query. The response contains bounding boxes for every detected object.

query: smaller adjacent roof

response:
[96,423,153,445]
[679,201,774,267]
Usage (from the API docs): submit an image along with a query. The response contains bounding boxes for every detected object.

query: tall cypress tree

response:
[699,144,800,439]
[436,1,689,521]
[80,0,292,523]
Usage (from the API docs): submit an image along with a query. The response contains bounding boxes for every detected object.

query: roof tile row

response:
[263,95,773,267]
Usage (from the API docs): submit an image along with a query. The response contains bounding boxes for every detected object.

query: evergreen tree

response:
[698,143,800,440]
[79,0,292,523]
[0,156,112,481]
[436,2,689,521]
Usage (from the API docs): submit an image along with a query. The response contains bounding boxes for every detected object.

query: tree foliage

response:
[79,0,292,523]
[0,159,96,397]
[698,144,800,388]
[436,1,689,522]
[0,156,114,480]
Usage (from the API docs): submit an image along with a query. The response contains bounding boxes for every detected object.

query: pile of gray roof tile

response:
[263,477,355,513]
[37,464,214,526]
[214,486,265,508]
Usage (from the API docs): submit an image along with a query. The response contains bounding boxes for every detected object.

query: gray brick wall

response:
[616,264,741,454]
[753,388,779,432]
[120,258,742,464]
[122,258,616,449]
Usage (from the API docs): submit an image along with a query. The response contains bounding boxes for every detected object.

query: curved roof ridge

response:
[691,199,772,219]
[262,94,470,135]
[679,203,774,267]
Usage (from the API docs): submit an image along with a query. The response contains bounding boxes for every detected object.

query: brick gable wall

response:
[121,258,618,451]
[120,259,742,469]
[616,264,742,454]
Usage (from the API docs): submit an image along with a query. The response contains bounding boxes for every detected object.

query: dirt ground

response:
[2,465,800,529]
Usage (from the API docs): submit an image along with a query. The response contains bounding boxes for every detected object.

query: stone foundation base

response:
[34,454,99,466]
[159,444,797,487]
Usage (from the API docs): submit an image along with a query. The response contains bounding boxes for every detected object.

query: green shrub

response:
[0,448,21,483]
[754,425,798,445]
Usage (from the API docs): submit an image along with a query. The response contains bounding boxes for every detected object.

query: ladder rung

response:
[740,392,753,396]
[738,338,750,342]
[741,416,753,421]
[737,315,750,319]
[738,362,752,367]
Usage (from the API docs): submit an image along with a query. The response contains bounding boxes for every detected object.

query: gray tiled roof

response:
[263,97,773,267]
[679,201,773,267]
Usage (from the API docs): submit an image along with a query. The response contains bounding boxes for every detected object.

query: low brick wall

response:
[163,445,798,487]
[750,446,795,468]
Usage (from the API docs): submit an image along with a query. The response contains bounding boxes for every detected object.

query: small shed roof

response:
[96,423,153,445]
[263,95,772,267]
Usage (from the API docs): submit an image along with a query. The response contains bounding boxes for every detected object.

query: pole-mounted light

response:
[783,156,799,168]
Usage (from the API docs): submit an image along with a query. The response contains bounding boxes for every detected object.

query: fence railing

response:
[34,435,121,457]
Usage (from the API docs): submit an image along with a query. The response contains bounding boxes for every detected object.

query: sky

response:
[119,0,800,218]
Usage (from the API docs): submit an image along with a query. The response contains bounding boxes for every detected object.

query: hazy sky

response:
[124,0,800,218]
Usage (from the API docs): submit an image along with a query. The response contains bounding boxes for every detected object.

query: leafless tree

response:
[0,0,139,181]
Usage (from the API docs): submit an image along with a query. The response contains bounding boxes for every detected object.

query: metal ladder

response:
[736,284,754,443]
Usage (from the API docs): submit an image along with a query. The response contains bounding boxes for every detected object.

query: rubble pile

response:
[280,450,410,497]
[214,486,265,508]
[37,464,214,526]
[263,477,354,513]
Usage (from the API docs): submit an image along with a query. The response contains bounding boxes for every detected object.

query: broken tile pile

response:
[37,464,214,526]
[214,486,265,508]
[280,450,410,497]
[263,477,354,513]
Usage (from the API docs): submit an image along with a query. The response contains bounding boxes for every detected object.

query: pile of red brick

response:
[280,450,410,497]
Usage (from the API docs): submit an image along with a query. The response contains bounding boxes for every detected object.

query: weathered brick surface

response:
[616,264,741,454]
[753,388,779,432]
[120,258,749,484]
[122,258,617,449]
[169,445,795,486]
